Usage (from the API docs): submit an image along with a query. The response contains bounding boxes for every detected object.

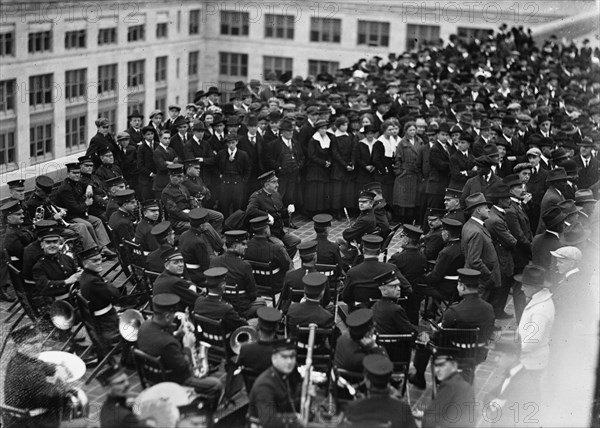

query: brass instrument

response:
[176,311,209,377]
[49,300,77,330]
[300,323,317,426]
[34,205,45,223]
[119,309,145,342]
[62,387,90,421]
[190,193,205,209]
[229,325,258,355]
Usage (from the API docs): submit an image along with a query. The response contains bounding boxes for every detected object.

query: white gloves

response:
[267,214,275,225]
[287,204,295,213]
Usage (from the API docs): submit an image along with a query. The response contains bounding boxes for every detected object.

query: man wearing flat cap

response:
[248,337,302,428]
[116,131,139,194]
[287,272,334,332]
[343,354,417,428]
[137,294,223,400]
[87,117,121,169]
[153,247,199,311]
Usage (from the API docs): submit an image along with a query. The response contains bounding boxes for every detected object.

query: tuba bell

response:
[229,325,258,355]
[119,309,145,342]
[49,300,77,330]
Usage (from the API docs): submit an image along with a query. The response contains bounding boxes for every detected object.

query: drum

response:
[37,351,87,382]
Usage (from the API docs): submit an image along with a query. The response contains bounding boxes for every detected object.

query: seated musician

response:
[279,240,331,314]
[153,247,199,312]
[182,157,224,233]
[372,270,417,335]
[409,268,495,389]
[161,163,193,233]
[287,272,334,332]
[343,354,417,428]
[210,230,265,318]
[334,309,387,373]
[193,267,248,335]
[336,190,377,266]
[98,364,151,428]
[312,214,343,278]
[79,155,109,222]
[237,307,282,376]
[363,181,392,239]
[421,208,446,261]
[137,294,222,401]
[146,221,175,273]
[104,176,128,222]
[3,325,69,428]
[179,208,213,286]
[248,338,303,428]
[108,189,138,243]
[134,199,161,255]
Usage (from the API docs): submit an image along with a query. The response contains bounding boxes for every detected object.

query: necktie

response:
[584,159,589,168]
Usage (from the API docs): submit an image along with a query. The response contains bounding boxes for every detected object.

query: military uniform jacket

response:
[441,294,495,342]
[4,352,65,428]
[194,294,247,334]
[153,270,198,311]
[342,209,376,243]
[444,209,466,224]
[334,333,387,373]
[80,268,120,335]
[244,236,291,288]
[179,227,211,284]
[421,226,445,261]
[422,240,464,300]
[422,372,475,428]
[248,366,302,428]
[3,223,35,262]
[146,244,171,273]
[461,218,501,288]
[246,188,286,238]
[87,132,121,168]
[485,206,517,278]
[109,209,135,242]
[80,173,109,214]
[23,240,43,281]
[32,253,77,298]
[237,339,274,375]
[100,395,150,428]
[287,299,334,331]
[182,175,211,200]
[373,200,392,238]
[343,258,411,305]
[134,218,159,253]
[161,182,192,222]
[372,297,417,335]
[55,178,89,220]
[315,233,343,277]
[344,389,418,428]
[94,163,124,184]
[210,252,257,313]
[105,198,119,222]
[137,319,192,384]
[280,266,331,313]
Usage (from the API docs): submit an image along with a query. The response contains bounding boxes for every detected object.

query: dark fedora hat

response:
[514,264,551,288]
[486,182,511,199]
[542,206,567,229]
[560,221,591,246]
[546,167,568,183]
[464,192,492,211]
[550,148,569,163]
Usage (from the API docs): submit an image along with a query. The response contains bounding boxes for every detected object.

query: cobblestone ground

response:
[0,214,516,427]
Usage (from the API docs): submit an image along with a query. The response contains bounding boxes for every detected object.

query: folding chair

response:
[133,348,167,389]
[247,260,280,305]
[293,325,334,372]
[376,332,415,396]
[101,225,130,283]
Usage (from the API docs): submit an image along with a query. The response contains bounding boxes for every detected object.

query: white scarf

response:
[378,135,399,157]
[334,129,348,137]
[313,132,330,149]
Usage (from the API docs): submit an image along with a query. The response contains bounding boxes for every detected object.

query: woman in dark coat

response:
[355,124,385,193]
[305,120,333,213]
[330,116,357,219]
[393,121,424,224]
[377,119,401,204]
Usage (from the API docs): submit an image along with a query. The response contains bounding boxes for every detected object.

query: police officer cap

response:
[116,132,130,142]
[115,189,136,204]
[0,200,22,216]
[297,240,317,257]
[444,188,462,199]
[38,226,63,240]
[161,247,183,262]
[150,221,173,238]
[167,163,184,175]
[224,230,247,244]
[189,208,208,224]
[513,163,533,174]
[36,175,55,191]
[402,224,423,240]
[152,293,180,313]
[441,218,463,232]
[7,179,25,190]
[10,324,40,345]
[257,307,282,332]
[66,162,81,171]
[105,176,126,188]
[362,234,383,250]
[98,146,113,157]
[374,270,399,287]
[34,219,58,230]
[80,246,101,260]
[271,337,296,354]
[346,308,374,335]
[141,199,160,210]
[312,213,332,228]
[97,364,125,387]
[363,182,382,192]
[432,347,460,363]
[249,216,269,230]
[363,354,393,387]
[358,190,375,201]
[204,267,228,288]
[78,155,94,165]
[258,170,277,183]
[302,272,327,298]
[184,158,201,168]
[426,207,445,218]
[457,268,481,287]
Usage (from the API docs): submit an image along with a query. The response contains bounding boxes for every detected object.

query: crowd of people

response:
[1,23,599,428]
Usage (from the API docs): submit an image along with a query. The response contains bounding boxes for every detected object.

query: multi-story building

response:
[0,0,597,189]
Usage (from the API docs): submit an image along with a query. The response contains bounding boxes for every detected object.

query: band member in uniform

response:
[182,158,223,232]
[161,163,193,233]
[248,338,302,428]
[287,272,334,331]
[94,147,125,184]
[146,221,175,273]
[137,294,223,401]
[104,176,128,222]
[108,189,138,243]
[134,199,161,254]
[421,208,446,260]
[3,325,69,428]
[179,208,212,286]
[372,270,417,335]
[22,220,57,283]
[153,247,199,311]
[98,364,151,428]
[343,354,418,428]
[79,155,109,221]
[7,179,33,226]
[55,162,116,257]
[194,267,248,335]
[443,188,466,224]
[237,307,282,376]
[363,181,392,238]
[210,230,263,318]
[334,308,387,373]
[246,170,301,258]
[2,200,36,271]
[336,190,377,266]
[312,214,343,277]
[187,207,224,257]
